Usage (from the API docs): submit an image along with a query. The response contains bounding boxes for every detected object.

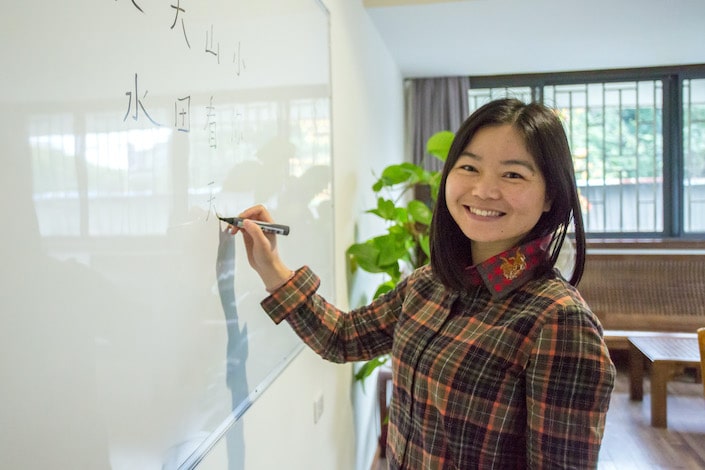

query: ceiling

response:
[364,0,705,79]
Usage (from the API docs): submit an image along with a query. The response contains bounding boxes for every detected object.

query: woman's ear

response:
[543,197,552,213]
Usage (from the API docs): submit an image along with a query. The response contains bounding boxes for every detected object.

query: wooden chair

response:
[698,328,705,397]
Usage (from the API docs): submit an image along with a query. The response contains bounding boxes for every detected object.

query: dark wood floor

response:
[372,351,705,469]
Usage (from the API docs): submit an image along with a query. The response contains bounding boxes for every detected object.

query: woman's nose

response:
[471,176,500,199]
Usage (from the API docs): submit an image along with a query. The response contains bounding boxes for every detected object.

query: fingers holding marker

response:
[238,204,270,222]
[217,215,290,236]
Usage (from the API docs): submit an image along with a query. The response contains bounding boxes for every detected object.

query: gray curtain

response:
[406,76,470,173]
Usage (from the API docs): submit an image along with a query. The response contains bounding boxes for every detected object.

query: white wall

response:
[198,1,404,469]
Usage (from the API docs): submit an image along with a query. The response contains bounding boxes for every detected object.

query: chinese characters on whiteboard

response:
[117,0,247,142]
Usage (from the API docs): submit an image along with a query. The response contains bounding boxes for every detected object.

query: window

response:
[467,65,705,238]
[29,95,331,237]
[683,78,705,233]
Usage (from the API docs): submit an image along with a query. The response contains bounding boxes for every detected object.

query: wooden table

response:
[628,335,700,428]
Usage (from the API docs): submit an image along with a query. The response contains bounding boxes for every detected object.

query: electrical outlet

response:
[313,392,324,423]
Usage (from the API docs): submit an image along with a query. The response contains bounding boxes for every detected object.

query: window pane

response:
[468,87,533,111]
[545,81,663,234]
[683,78,705,233]
[85,113,173,236]
[29,113,81,237]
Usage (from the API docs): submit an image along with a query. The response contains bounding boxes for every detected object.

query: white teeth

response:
[470,207,502,217]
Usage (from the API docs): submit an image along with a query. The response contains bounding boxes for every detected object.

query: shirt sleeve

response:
[260,265,405,363]
[525,304,616,469]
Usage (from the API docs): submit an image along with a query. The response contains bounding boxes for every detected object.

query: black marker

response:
[218,216,290,236]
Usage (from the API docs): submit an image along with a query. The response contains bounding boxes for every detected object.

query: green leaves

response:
[346,240,384,274]
[426,130,454,162]
[347,130,454,383]
[347,133,453,291]
[354,355,389,389]
[347,195,435,290]
[373,162,425,191]
[368,197,400,222]
[346,232,405,283]
[408,199,432,226]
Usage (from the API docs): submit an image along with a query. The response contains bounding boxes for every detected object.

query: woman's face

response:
[445,124,551,264]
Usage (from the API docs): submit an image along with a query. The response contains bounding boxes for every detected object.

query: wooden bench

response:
[578,241,705,352]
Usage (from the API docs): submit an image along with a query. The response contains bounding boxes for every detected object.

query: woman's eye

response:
[458,164,477,172]
[504,171,525,179]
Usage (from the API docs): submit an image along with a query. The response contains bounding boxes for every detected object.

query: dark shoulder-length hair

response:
[429,98,586,290]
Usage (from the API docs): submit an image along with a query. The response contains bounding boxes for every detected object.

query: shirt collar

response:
[466,236,551,300]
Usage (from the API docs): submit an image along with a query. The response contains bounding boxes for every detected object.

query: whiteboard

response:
[0,1,333,469]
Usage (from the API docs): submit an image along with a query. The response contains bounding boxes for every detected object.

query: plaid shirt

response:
[262,239,615,469]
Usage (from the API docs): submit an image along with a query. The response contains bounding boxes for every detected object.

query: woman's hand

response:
[228,205,294,292]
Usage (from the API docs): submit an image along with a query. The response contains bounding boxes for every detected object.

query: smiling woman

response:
[431,99,587,290]
[232,98,615,469]
[445,124,551,264]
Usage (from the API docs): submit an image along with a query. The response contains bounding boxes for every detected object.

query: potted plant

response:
[346,130,454,383]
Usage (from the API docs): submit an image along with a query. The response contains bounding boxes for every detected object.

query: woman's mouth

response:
[468,206,504,217]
